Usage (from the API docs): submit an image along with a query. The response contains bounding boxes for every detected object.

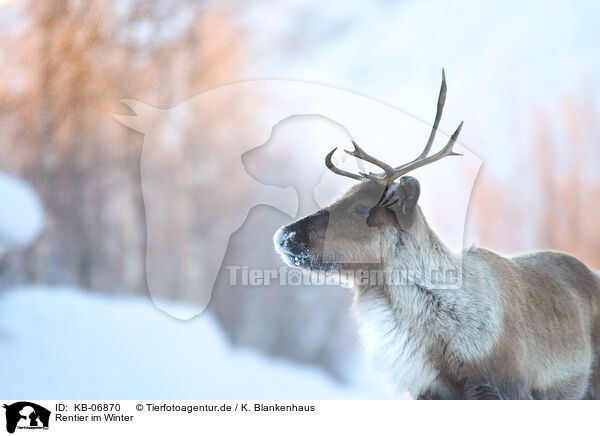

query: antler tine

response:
[388,121,463,182]
[417,69,447,161]
[358,171,387,184]
[325,148,364,181]
[395,69,447,171]
[345,141,394,180]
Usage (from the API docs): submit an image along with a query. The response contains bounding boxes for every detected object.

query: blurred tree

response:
[0,0,358,379]
[0,0,246,292]
[470,88,600,270]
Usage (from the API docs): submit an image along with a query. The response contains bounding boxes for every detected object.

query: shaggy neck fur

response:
[384,206,460,287]
[352,206,501,397]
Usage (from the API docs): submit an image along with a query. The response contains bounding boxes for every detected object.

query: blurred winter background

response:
[0,0,599,398]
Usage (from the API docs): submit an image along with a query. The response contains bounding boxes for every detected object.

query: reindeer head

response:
[274,70,463,272]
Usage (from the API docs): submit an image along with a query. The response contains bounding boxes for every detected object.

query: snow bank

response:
[0,286,386,399]
[0,172,43,256]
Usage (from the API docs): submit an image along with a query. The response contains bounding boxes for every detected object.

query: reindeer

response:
[274,71,600,399]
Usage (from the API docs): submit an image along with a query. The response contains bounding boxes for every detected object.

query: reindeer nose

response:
[274,227,295,252]
[274,210,329,257]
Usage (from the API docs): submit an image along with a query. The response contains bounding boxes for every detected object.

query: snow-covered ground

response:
[0,286,388,399]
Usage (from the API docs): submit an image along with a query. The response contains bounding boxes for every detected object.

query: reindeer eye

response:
[355,204,369,215]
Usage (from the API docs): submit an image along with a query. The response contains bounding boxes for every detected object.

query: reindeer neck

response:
[378,207,460,291]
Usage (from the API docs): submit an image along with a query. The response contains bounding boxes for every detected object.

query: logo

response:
[114,80,480,319]
[3,402,50,434]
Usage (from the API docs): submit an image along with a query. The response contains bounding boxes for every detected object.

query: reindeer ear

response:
[396,176,420,215]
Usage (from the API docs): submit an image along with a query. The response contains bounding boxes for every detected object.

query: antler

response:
[325,148,363,181]
[324,69,463,185]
